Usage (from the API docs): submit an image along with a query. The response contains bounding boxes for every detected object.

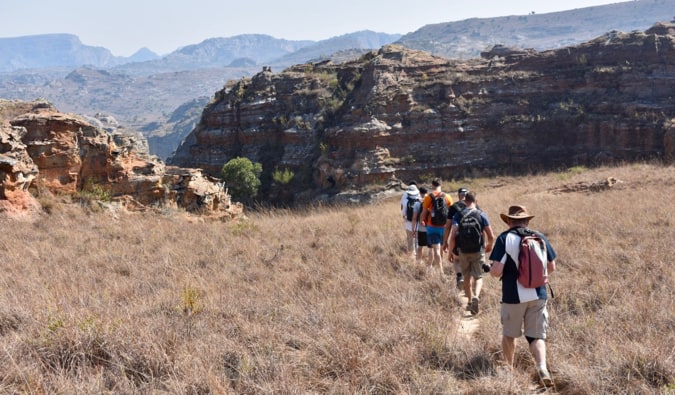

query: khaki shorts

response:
[458,251,484,279]
[500,299,549,339]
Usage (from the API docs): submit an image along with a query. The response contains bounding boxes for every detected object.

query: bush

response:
[220,157,262,202]
[272,167,294,185]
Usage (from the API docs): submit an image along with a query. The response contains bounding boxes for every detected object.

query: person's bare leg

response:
[502,335,516,366]
[474,277,483,299]
[463,275,472,299]
[453,261,461,275]
[530,339,552,385]
[432,244,443,279]
[529,339,547,368]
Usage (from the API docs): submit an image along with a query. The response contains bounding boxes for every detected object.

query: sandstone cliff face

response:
[0,114,40,215]
[169,23,675,204]
[0,99,240,219]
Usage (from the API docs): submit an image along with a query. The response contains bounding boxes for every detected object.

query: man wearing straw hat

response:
[488,205,557,387]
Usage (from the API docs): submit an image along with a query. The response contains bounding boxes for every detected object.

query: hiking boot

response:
[537,368,553,387]
[470,297,479,315]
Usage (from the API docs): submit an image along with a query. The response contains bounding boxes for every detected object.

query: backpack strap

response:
[460,207,481,226]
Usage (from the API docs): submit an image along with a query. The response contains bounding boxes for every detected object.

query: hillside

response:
[0,163,672,392]
[397,0,675,59]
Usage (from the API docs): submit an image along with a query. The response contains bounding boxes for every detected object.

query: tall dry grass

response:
[0,163,673,394]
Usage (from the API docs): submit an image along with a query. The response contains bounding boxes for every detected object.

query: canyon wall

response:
[169,23,675,203]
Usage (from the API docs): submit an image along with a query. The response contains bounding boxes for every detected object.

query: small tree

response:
[272,167,294,185]
[220,157,262,201]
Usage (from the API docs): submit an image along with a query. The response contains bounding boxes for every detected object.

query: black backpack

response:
[456,208,484,253]
[429,193,449,226]
[405,195,419,221]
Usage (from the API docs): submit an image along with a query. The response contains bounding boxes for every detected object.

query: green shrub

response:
[76,177,112,206]
[272,167,294,185]
[220,157,262,201]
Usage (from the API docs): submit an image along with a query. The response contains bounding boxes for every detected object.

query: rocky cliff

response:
[0,99,241,219]
[169,23,675,204]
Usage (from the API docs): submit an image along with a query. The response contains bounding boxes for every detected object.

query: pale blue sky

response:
[3,0,630,56]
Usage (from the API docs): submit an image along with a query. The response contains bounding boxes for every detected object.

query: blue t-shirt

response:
[489,227,557,304]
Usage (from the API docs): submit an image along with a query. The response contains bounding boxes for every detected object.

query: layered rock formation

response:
[0,99,240,218]
[169,23,675,204]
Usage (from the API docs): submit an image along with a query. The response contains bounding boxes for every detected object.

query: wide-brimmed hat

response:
[500,205,535,224]
[406,184,419,196]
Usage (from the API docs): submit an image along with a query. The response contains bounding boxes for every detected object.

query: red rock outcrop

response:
[169,23,675,204]
[0,99,241,218]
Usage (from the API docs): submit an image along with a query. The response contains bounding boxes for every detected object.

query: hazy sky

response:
[3,0,630,56]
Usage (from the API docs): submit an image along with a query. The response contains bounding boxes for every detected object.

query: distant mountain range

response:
[0,34,160,71]
[0,0,673,159]
[0,31,400,74]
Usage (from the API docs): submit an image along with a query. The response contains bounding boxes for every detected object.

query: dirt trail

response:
[457,293,479,337]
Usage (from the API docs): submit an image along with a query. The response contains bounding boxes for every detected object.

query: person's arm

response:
[420,196,429,226]
[442,219,452,250]
[411,207,419,233]
[544,236,557,274]
[490,259,504,277]
[489,235,504,277]
[484,225,496,253]
[447,224,458,259]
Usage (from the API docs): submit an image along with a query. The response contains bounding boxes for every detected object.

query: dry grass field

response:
[0,163,673,394]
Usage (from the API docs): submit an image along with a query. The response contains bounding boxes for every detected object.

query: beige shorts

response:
[500,299,549,339]
[458,251,484,279]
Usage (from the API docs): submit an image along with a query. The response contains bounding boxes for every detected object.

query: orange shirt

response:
[422,191,453,227]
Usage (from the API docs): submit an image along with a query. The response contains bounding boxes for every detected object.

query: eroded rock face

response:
[0,99,240,219]
[0,123,40,216]
[169,23,675,204]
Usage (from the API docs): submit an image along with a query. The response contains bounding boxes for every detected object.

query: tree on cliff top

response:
[220,157,262,202]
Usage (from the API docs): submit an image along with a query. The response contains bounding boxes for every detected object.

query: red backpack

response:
[511,228,548,288]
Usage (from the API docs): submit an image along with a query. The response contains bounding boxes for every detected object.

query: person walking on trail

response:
[420,178,453,279]
[445,191,495,315]
[400,182,420,257]
[446,187,470,288]
[487,205,557,387]
[412,187,432,266]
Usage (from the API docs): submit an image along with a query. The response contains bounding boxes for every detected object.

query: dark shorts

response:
[417,231,430,247]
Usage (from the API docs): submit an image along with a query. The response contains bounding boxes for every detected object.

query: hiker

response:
[400,182,420,256]
[445,187,470,288]
[412,187,432,265]
[420,178,453,279]
[487,205,557,387]
[445,191,495,315]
